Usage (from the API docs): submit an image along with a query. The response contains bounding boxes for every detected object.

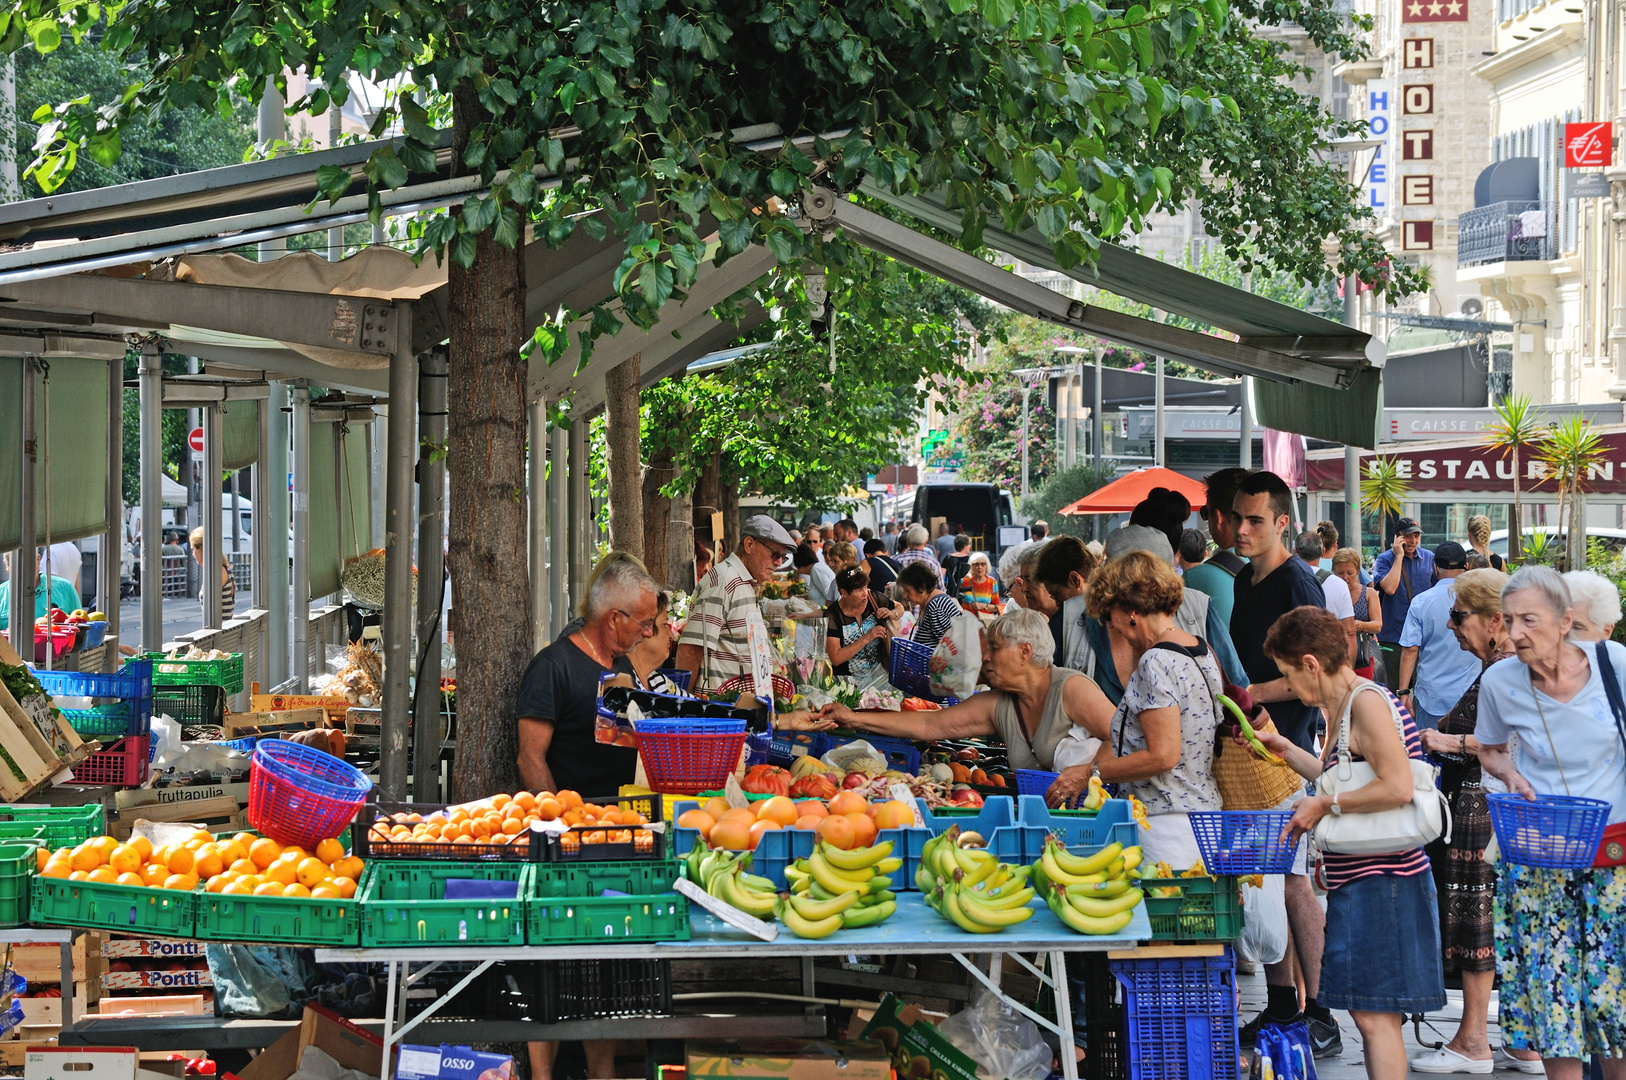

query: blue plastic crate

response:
[1017,796,1138,856]
[32,659,152,702]
[810,732,921,775]
[1111,946,1238,1080]
[912,796,1048,864]
[744,731,773,769]
[670,801,815,890]
[655,668,692,693]
[671,801,931,891]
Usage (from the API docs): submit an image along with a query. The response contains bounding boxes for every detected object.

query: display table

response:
[312,895,1155,1080]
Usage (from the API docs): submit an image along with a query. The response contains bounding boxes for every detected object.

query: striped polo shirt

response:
[677,552,760,696]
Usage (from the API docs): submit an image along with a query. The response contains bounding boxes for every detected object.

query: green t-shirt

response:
[0,575,84,629]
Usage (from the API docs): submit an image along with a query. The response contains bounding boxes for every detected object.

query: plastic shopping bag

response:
[928,612,983,701]
[1250,1023,1317,1080]
[1236,873,1289,966]
[937,990,1054,1080]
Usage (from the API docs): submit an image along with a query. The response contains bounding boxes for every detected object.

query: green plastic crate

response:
[141,652,245,694]
[527,891,690,944]
[195,890,360,946]
[0,804,103,849]
[531,858,684,899]
[30,876,195,936]
[358,861,529,947]
[1140,873,1242,943]
[0,842,37,928]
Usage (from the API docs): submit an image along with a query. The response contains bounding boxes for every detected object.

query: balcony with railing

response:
[1457,201,1550,268]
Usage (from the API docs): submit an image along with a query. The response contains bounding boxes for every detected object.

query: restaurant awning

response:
[1057,467,1209,515]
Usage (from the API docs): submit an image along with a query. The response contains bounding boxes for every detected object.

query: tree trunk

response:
[446,83,531,801]
[604,354,644,555]
[642,443,675,585]
[667,489,695,591]
[719,455,741,559]
[694,448,721,553]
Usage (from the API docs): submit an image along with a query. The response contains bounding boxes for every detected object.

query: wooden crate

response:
[0,636,93,800]
[7,933,106,989]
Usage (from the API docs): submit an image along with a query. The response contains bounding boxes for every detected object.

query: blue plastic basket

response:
[81,622,108,648]
[32,659,152,702]
[744,731,773,769]
[1486,793,1610,869]
[810,732,921,774]
[248,739,370,849]
[655,668,692,692]
[1189,810,1299,874]
[631,717,747,735]
[887,637,962,703]
[1111,946,1239,1080]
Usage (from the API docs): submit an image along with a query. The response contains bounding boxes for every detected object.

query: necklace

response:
[574,632,613,670]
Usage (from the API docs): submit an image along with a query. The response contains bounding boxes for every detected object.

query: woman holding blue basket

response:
[1474,565,1626,1080]
[1251,605,1445,1080]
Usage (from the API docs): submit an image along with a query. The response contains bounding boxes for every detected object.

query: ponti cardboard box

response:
[686,1041,889,1080]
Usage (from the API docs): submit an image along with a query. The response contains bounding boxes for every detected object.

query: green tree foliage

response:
[1022,462,1119,538]
[11,0,1408,365]
[643,256,971,508]
[950,366,1057,491]
[12,33,251,196]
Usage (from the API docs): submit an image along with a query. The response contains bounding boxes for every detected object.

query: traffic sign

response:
[188,427,205,453]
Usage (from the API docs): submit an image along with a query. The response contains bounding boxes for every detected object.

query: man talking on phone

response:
[1371,517,1435,692]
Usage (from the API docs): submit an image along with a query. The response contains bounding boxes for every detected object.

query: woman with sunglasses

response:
[1409,569,1539,1074]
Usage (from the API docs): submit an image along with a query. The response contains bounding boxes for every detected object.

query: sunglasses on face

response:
[1448,608,1473,627]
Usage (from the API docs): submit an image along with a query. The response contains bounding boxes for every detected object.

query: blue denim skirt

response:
[1320,871,1447,1014]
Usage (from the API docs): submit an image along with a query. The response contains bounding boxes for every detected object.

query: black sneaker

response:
[1305,1011,1344,1059]
[1238,1009,1304,1048]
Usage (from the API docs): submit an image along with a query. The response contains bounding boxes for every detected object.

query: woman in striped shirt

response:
[1253,605,1444,1080]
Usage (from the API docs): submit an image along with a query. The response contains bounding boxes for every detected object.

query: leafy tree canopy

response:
[9,0,1410,373]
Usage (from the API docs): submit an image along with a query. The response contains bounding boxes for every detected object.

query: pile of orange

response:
[677,793,918,851]
[36,832,362,901]
[369,790,651,848]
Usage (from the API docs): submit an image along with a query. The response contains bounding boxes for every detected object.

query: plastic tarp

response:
[0,357,111,551]
[222,399,259,471]
[307,425,340,601]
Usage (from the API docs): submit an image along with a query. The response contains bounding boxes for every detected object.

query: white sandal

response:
[1409,1046,1493,1074]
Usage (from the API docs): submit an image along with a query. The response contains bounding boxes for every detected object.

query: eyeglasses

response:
[614,609,659,633]
[1448,608,1474,627]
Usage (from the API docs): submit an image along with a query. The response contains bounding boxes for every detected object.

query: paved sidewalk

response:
[1237,963,1509,1078]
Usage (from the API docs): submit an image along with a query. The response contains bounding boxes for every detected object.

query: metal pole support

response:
[202,406,224,628]
[379,304,418,801]
[290,384,312,690]
[528,396,550,653]
[413,346,447,802]
[139,347,163,652]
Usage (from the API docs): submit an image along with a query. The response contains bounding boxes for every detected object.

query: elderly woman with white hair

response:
[1474,565,1626,1079]
[813,607,1114,770]
[1562,569,1621,642]
[959,551,1001,616]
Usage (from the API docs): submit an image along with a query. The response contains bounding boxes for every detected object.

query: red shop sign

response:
[1566,122,1613,168]
[1306,429,1626,495]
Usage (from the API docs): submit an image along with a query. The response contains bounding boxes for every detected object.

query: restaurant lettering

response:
[1307,430,1626,494]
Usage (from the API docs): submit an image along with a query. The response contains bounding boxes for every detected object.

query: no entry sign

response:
[188,427,204,453]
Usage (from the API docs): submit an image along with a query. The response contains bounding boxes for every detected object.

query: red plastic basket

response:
[73,736,150,786]
[248,740,370,849]
[636,730,750,795]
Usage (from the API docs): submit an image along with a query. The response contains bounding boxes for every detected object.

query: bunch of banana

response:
[918,828,1037,934]
[1031,838,1146,935]
[780,841,901,938]
[690,846,781,919]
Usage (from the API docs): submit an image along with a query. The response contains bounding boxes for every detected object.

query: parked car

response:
[1488,526,1626,557]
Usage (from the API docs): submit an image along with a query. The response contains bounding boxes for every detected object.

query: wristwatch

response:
[1329,793,1343,817]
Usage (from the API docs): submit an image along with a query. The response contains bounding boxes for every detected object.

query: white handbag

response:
[1313,680,1452,855]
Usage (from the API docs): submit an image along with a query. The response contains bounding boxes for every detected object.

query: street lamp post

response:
[1019,385,1032,504]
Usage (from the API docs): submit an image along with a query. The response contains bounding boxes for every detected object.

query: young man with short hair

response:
[1183,466,1250,628]
[1228,470,1342,1058]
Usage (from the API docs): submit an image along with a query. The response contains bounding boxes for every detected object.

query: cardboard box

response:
[247,696,348,722]
[115,785,252,811]
[90,996,207,1019]
[396,1046,513,1080]
[25,1046,138,1080]
[99,940,207,960]
[858,995,980,1080]
[686,1042,889,1080]
[223,708,325,735]
[236,1006,386,1080]
[100,969,211,992]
